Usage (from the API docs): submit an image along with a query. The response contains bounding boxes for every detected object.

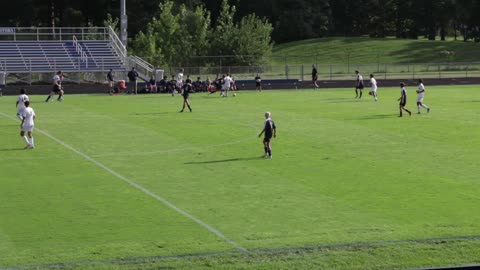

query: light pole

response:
[120,0,128,48]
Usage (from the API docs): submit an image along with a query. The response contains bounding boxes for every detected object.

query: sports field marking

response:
[0,111,247,253]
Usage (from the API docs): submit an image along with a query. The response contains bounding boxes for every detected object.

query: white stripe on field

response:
[0,112,247,252]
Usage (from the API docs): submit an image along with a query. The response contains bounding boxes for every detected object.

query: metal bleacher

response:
[0,27,127,75]
[0,26,161,86]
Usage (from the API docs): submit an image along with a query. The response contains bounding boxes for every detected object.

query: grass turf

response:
[272,37,480,65]
[1,86,480,269]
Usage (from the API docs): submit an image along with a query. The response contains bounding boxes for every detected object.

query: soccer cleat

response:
[180,110,184,113]
[417,112,421,114]
[269,155,272,159]
[427,108,430,113]
[408,111,412,116]
[264,154,269,158]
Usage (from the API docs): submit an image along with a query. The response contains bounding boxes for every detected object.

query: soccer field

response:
[1,86,480,269]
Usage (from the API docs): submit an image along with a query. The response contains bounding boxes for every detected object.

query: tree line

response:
[3,0,480,66]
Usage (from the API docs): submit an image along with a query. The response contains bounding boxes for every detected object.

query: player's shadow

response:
[130,112,171,116]
[0,148,25,151]
[354,114,398,120]
[185,156,263,164]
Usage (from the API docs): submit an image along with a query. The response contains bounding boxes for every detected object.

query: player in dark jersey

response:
[398,82,412,117]
[255,73,262,91]
[180,83,192,112]
[258,112,276,159]
[312,64,319,89]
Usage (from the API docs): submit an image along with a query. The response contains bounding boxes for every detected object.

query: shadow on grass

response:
[0,148,25,151]
[349,114,399,120]
[130,112,171,116]
[185,156,263,164]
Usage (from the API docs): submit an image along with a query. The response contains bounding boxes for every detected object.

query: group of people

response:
[353,70,431,117]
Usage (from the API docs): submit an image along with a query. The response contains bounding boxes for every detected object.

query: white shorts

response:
[17,109,25,120]
[417,95,424,103]
[21,125,34,132]
[371,88,377,93]
[222,85,230,91]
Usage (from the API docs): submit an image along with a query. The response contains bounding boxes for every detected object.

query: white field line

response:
[0,112,247,253]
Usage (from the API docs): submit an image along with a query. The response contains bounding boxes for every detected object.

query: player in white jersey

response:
[416,79,430,114]
[16,88,29,120]
[355,70,364,99]
[176,68,184,89]
[222,74,233,97]
[46,70,64,102]
[369,74,378,101]
[20,100,36,149]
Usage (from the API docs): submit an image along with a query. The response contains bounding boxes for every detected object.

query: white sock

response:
[418,106,421,112]
[23,136,30,145]
[29,137,34,147]
[422,104,429,109]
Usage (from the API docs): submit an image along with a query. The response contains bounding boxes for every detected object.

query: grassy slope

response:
[272,37,480,65]
[1,87,480,269]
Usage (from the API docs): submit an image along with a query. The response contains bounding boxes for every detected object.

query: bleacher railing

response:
[0,27,109,41]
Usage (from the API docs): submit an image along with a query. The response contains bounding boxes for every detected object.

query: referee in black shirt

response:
[258,112,276,159]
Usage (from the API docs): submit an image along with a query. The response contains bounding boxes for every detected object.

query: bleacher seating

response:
[0,40,125,73]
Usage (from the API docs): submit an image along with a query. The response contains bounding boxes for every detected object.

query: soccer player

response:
[107,69,115,95]
[255,73,262,91]
[45,70,64,102]
[416,79,431,114]
[20,100,36,149]
[312,64,319,89]
[177,68,184,90]
[127,67,139,95]
[16,88,29,120]
[355,70,364,98]
[258,112,276,159]
[398,82,412,117]
[180,83,192,112]
[222,74,233,97]
[369,74,378,101]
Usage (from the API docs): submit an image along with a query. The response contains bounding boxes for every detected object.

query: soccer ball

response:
[233,93,237,97]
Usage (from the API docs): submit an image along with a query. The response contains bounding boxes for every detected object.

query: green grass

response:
[272,37,480,65]
[1,86,480,269]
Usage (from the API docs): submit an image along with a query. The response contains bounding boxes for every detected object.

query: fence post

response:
[300,65,304,81]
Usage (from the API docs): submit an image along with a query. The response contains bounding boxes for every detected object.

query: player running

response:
[416,79,431,114]
[16,88,29,120]
[180,83,192,112]
[258,112,276,159]
[355,70,364,99]
[20,100,36,149]
[398,82,412,117]
[312,64,319,89]
[369,74,378,101]
[45,70,64,102]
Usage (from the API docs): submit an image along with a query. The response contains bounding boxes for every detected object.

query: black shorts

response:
[399,101,406,106]
[52,84,61,93]
[256,82,261,87]
[312,76,318,81]
[263,137,272,143]
[358,83,364,89]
